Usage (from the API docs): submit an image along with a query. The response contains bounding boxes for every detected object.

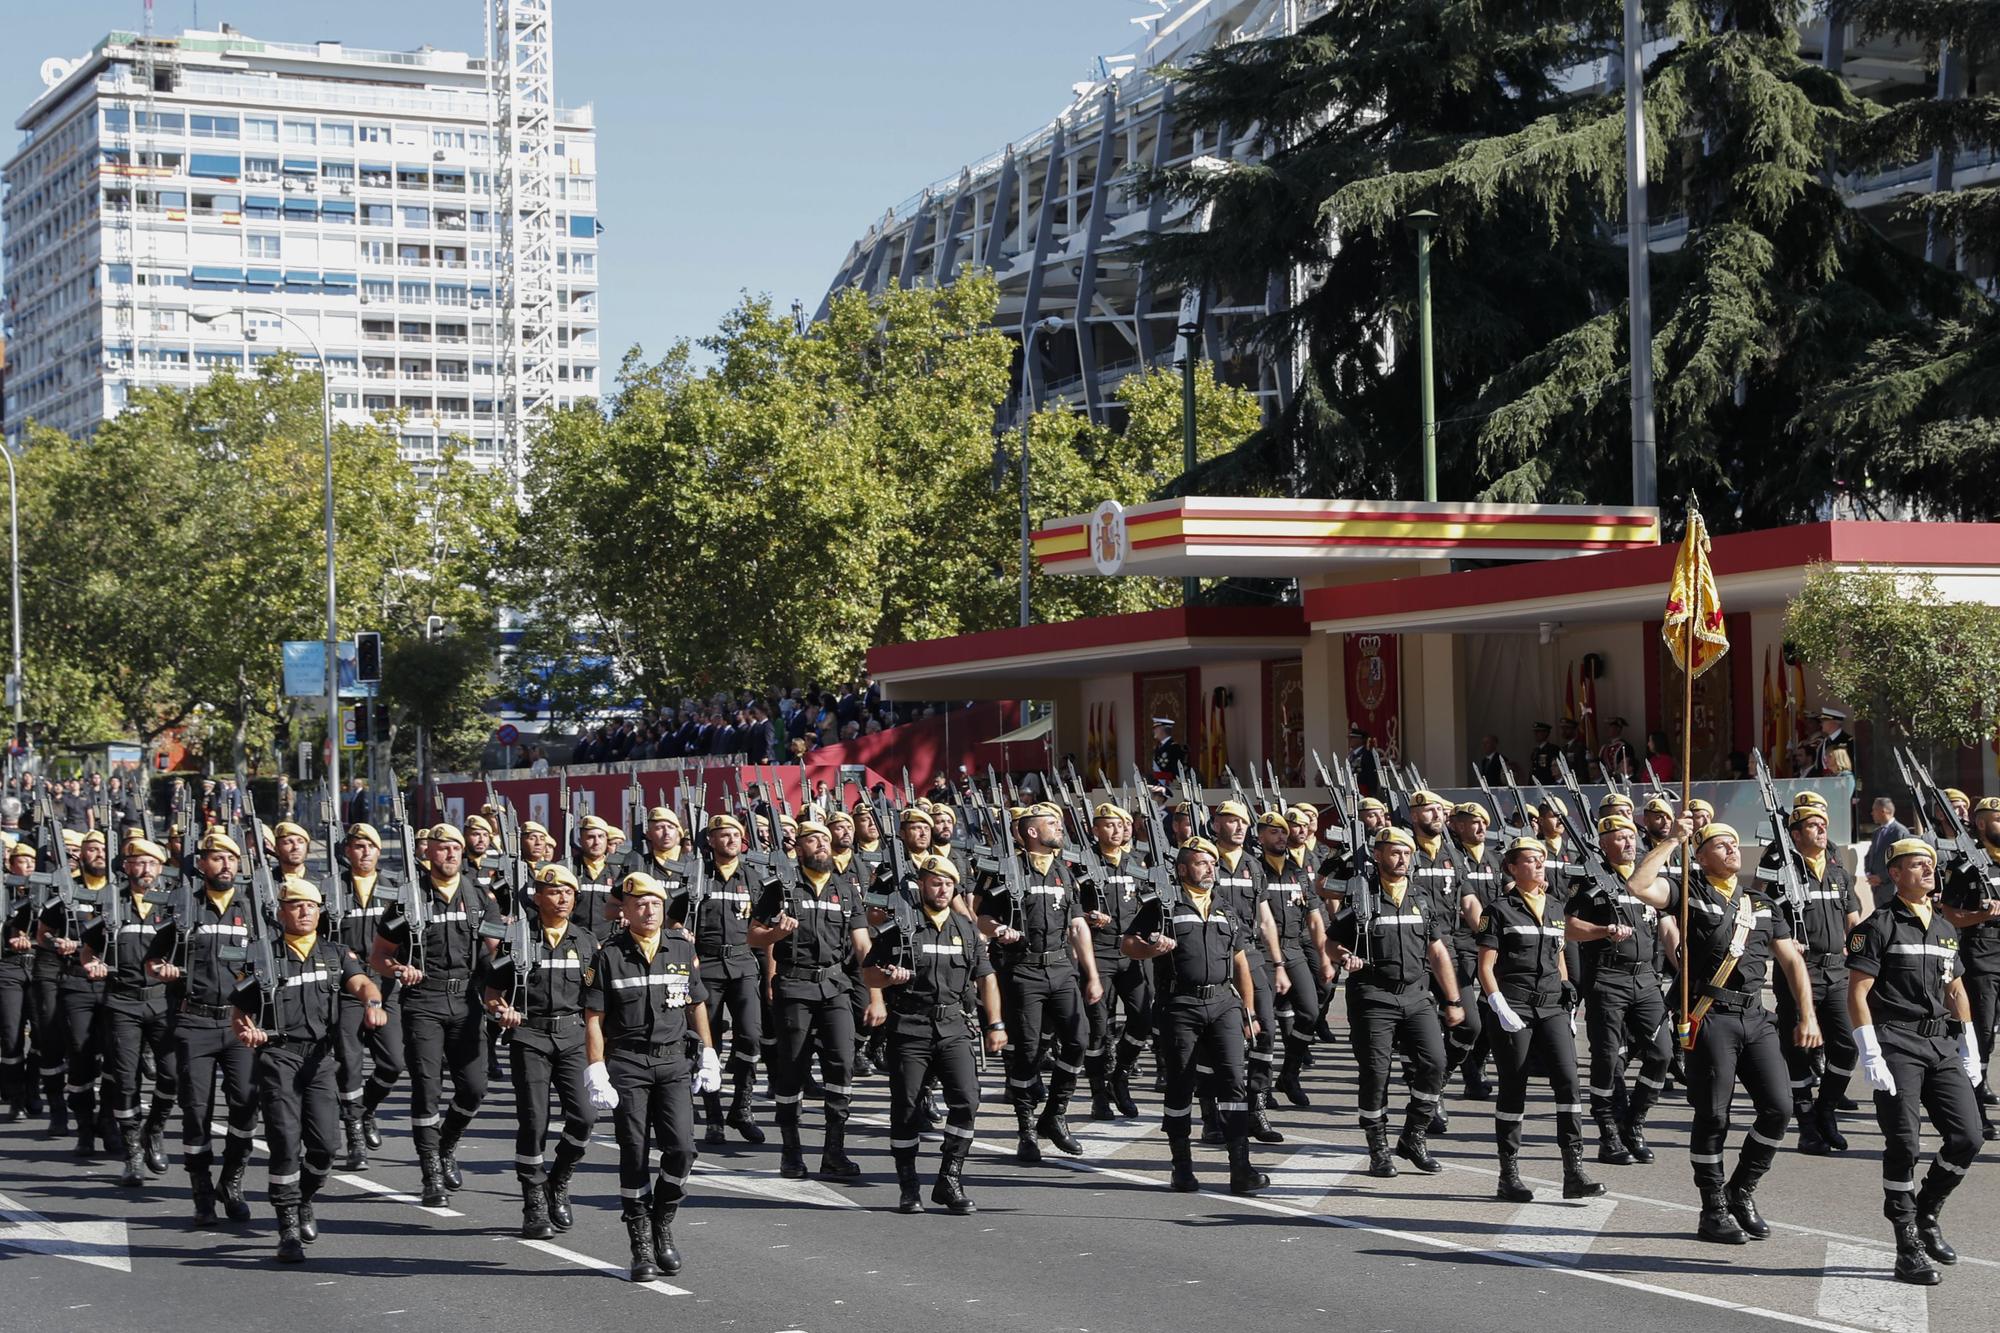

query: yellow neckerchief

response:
[1803,851,1827,880]
[1455,839,1484,859]
[1182,884,1215,919]
[1219,845,1244,870]
[831,849,854,873]
[1416,834,1442,859]
[802,868,831,897]
[1609,861,1635,879]
[1545,837,1565,857]
[283,931,317,962]
[352,871,378,907]
[582,857,605,879]
[713,856,740,880]
[1903,893,1934,929]
[1985,838,2000,858]
[130,887,152,912]
[81,872,108,892]
[204,886,236,914]
[631,926,661,964]
[1262,849,1290,875]
[430,872,461,902]
[857,838,882,854]
[1291,845,1310,867]
[1026,850,1056,874]
[1705,873,1738,900]
[1380,876,1408,907]
[1517,886,1547,922]
[1097,843,1125,865]
[922,903,952,930]
[540,920,568,949]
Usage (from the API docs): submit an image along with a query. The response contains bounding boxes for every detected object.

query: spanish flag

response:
[1663,502,1729,679]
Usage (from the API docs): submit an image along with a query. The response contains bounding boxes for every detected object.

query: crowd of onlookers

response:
[521,675,970,772]
[1,770,149,835]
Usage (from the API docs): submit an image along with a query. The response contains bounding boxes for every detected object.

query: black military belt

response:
[778,963,841,983]
[417,976,472,995]
[613,1039,686,1060]
[1172,981,1233,1000]
[1806,951,1847,969]
[1009,947,1071,968]
[1703,988,1756,1012]
[112,981,167,1001]
[1594,959,1656,975]
[181,1000,234,1020]
[521,1012,582,1032]
[1885,1017,1958,1038]
[261,1032,330,1048]
[892,1000,970,1023]
[1351,972,1419,994]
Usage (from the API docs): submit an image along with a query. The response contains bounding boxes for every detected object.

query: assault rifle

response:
[1748,748,1809,926]
[390,784,429,972]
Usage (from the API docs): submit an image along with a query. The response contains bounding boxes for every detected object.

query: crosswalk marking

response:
[1816,1242,1929,1333]
[519,1238,689,1296]
[691,1160,861,1209]
[1068,1117,1158,1158]
[1262,1145,1363,1212]
[1495,1197,1618,1265]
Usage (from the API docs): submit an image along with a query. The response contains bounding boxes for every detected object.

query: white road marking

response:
[1067,1117,1158,1158]
[1494,1197,1618,1265]
[0,1191,131,1272]
[517,1238,688,1296]
[334,1171,462,1218]
[1262,1145,1364,1211]
[1816,1242,1929,1333]
[690,1161,860,1210]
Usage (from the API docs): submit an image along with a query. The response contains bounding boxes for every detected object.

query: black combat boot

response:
[1087,1054,1114,1121]
[1698,1186,1747,1244]
[342,1114,369,1172]
[931,1137,976,1214]
[42,1074,67,1138]
[1496,1151,1534,1204]
[520,1178,556,1240]
[1726,1181,1771,1239]
[417,1151,449,1208]
[1227,1137,1269,1196]
[1364,1117,1398,1179]
[726,1063,765,1144]
[650,1193,683,1276]
[1246,1091,1285,1145]
[141,1100,170,1174]
[1199,1092,1226,1146]
[298,1172,323,1243]
[819,1112,861,1179]
[1619,1083,1658,1164]
[623,1199,660,1282]
[1812,1086,1848,1153]
[274,1205,306,1264]
[71,1088,97,1157]
[893,1147,923,1214]
[1037,1092,1084,1156]
[189,1163,219,1226]
[1394,1105,1442,1174]
[1013,1099,1042,1164]
[778,1113,808,1179]
[437,1109,472,1191]
[1276,1039,1311,1108]
[1893,1217,1940,1286]
[1561,1142,1607,1200]
[545,1150,579,1231]
[1593,1102,1634,1165]
[117,1124,147,1188]
[1167,1134,1199,1193]
[702,1089,727,1147]
[1915,1170,1962,1266]
[218,1140,253,1222]
[1110,1044,1141,1118]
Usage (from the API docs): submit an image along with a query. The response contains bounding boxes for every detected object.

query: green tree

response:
[1784,562,2000,759]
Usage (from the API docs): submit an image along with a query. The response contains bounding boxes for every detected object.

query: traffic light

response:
[354,631,382,683]
[371,699,390,742]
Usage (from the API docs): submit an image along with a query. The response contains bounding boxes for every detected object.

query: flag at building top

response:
[1663,502,1729,678]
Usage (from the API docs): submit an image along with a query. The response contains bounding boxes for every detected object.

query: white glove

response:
[693,1045,723,1095]
[1959,1034,1984,1088]
[585,1060,621,1111]
[1485,991,1527,1034]
[1855,1025,1896,1096]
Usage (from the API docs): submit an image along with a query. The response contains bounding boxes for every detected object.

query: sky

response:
[2,0,1151,370]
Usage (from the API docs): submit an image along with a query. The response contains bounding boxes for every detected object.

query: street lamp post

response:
[0,445,22,756]
[1017,316,1065,628]
[1410,210,1440,503]
[1177,156,1231,607]
[191,306,340,808]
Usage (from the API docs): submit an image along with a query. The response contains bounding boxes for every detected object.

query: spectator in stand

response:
[711,712,739,757]
[1642,731,1676,782]
[863,672,881,717]
[743,706,775,764]
[529,745,551,777]
[837,682,864,729]
[787,735,810,762]
[863,719,882,736]
[839,721,861,742]
[1863,796,1909,895]
[344,777,372,827]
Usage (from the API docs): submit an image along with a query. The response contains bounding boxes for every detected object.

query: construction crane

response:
[486,0,558,490]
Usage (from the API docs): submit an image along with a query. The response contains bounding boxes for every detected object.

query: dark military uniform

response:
[1442,838,1498,1089]
[1259,848,1321,1099]
[38,880,109,1148]
[1763,844,1860,1151]
[376,871,503,1198]
[1152,735,1189,783]
[85,884,178,1179]
[573,856,622,940]
[679,855,762,1140]
[586,925,704,1243]
[1566,866,1671,1161]
[1942,848,2000,1134]
[755,869,863,1174]
[1083,846,1153,1116]
[1130,879,1264,1193]
[144,882,261,1217]
[1481,887,1593,1193]
[1849,892,1981,1280]
[977,850,1089,1154]
[1332,872,1449,1172]
[487,915,598,1216]
[1212,846,1276,1126]
[0,883,34,1117]
[232,932,367,1252]
[867,902,991,1208]
[1671,875,1795,1228]
[329,867,405,1158]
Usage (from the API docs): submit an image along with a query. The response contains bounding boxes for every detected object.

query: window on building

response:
[243,154,279,181]
[243,196,279,221]
[362,279,394,303]
[104,107,130,134]
[284,120,317,145]
[191,113,239,139]
[323,122,355,147]
[362,203,394,227]
[432,129,466,149]
[358,123,391,144]
[247,234,281,260]
[399,281,431,304]
[400,206,431,229]
[245,116,278,143]
[137,110,184,133]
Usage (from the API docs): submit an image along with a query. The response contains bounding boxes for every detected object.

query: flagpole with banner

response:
[1661,497,1730,1050]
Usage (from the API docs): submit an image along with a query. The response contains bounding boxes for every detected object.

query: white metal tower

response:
[490,0,559,485]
